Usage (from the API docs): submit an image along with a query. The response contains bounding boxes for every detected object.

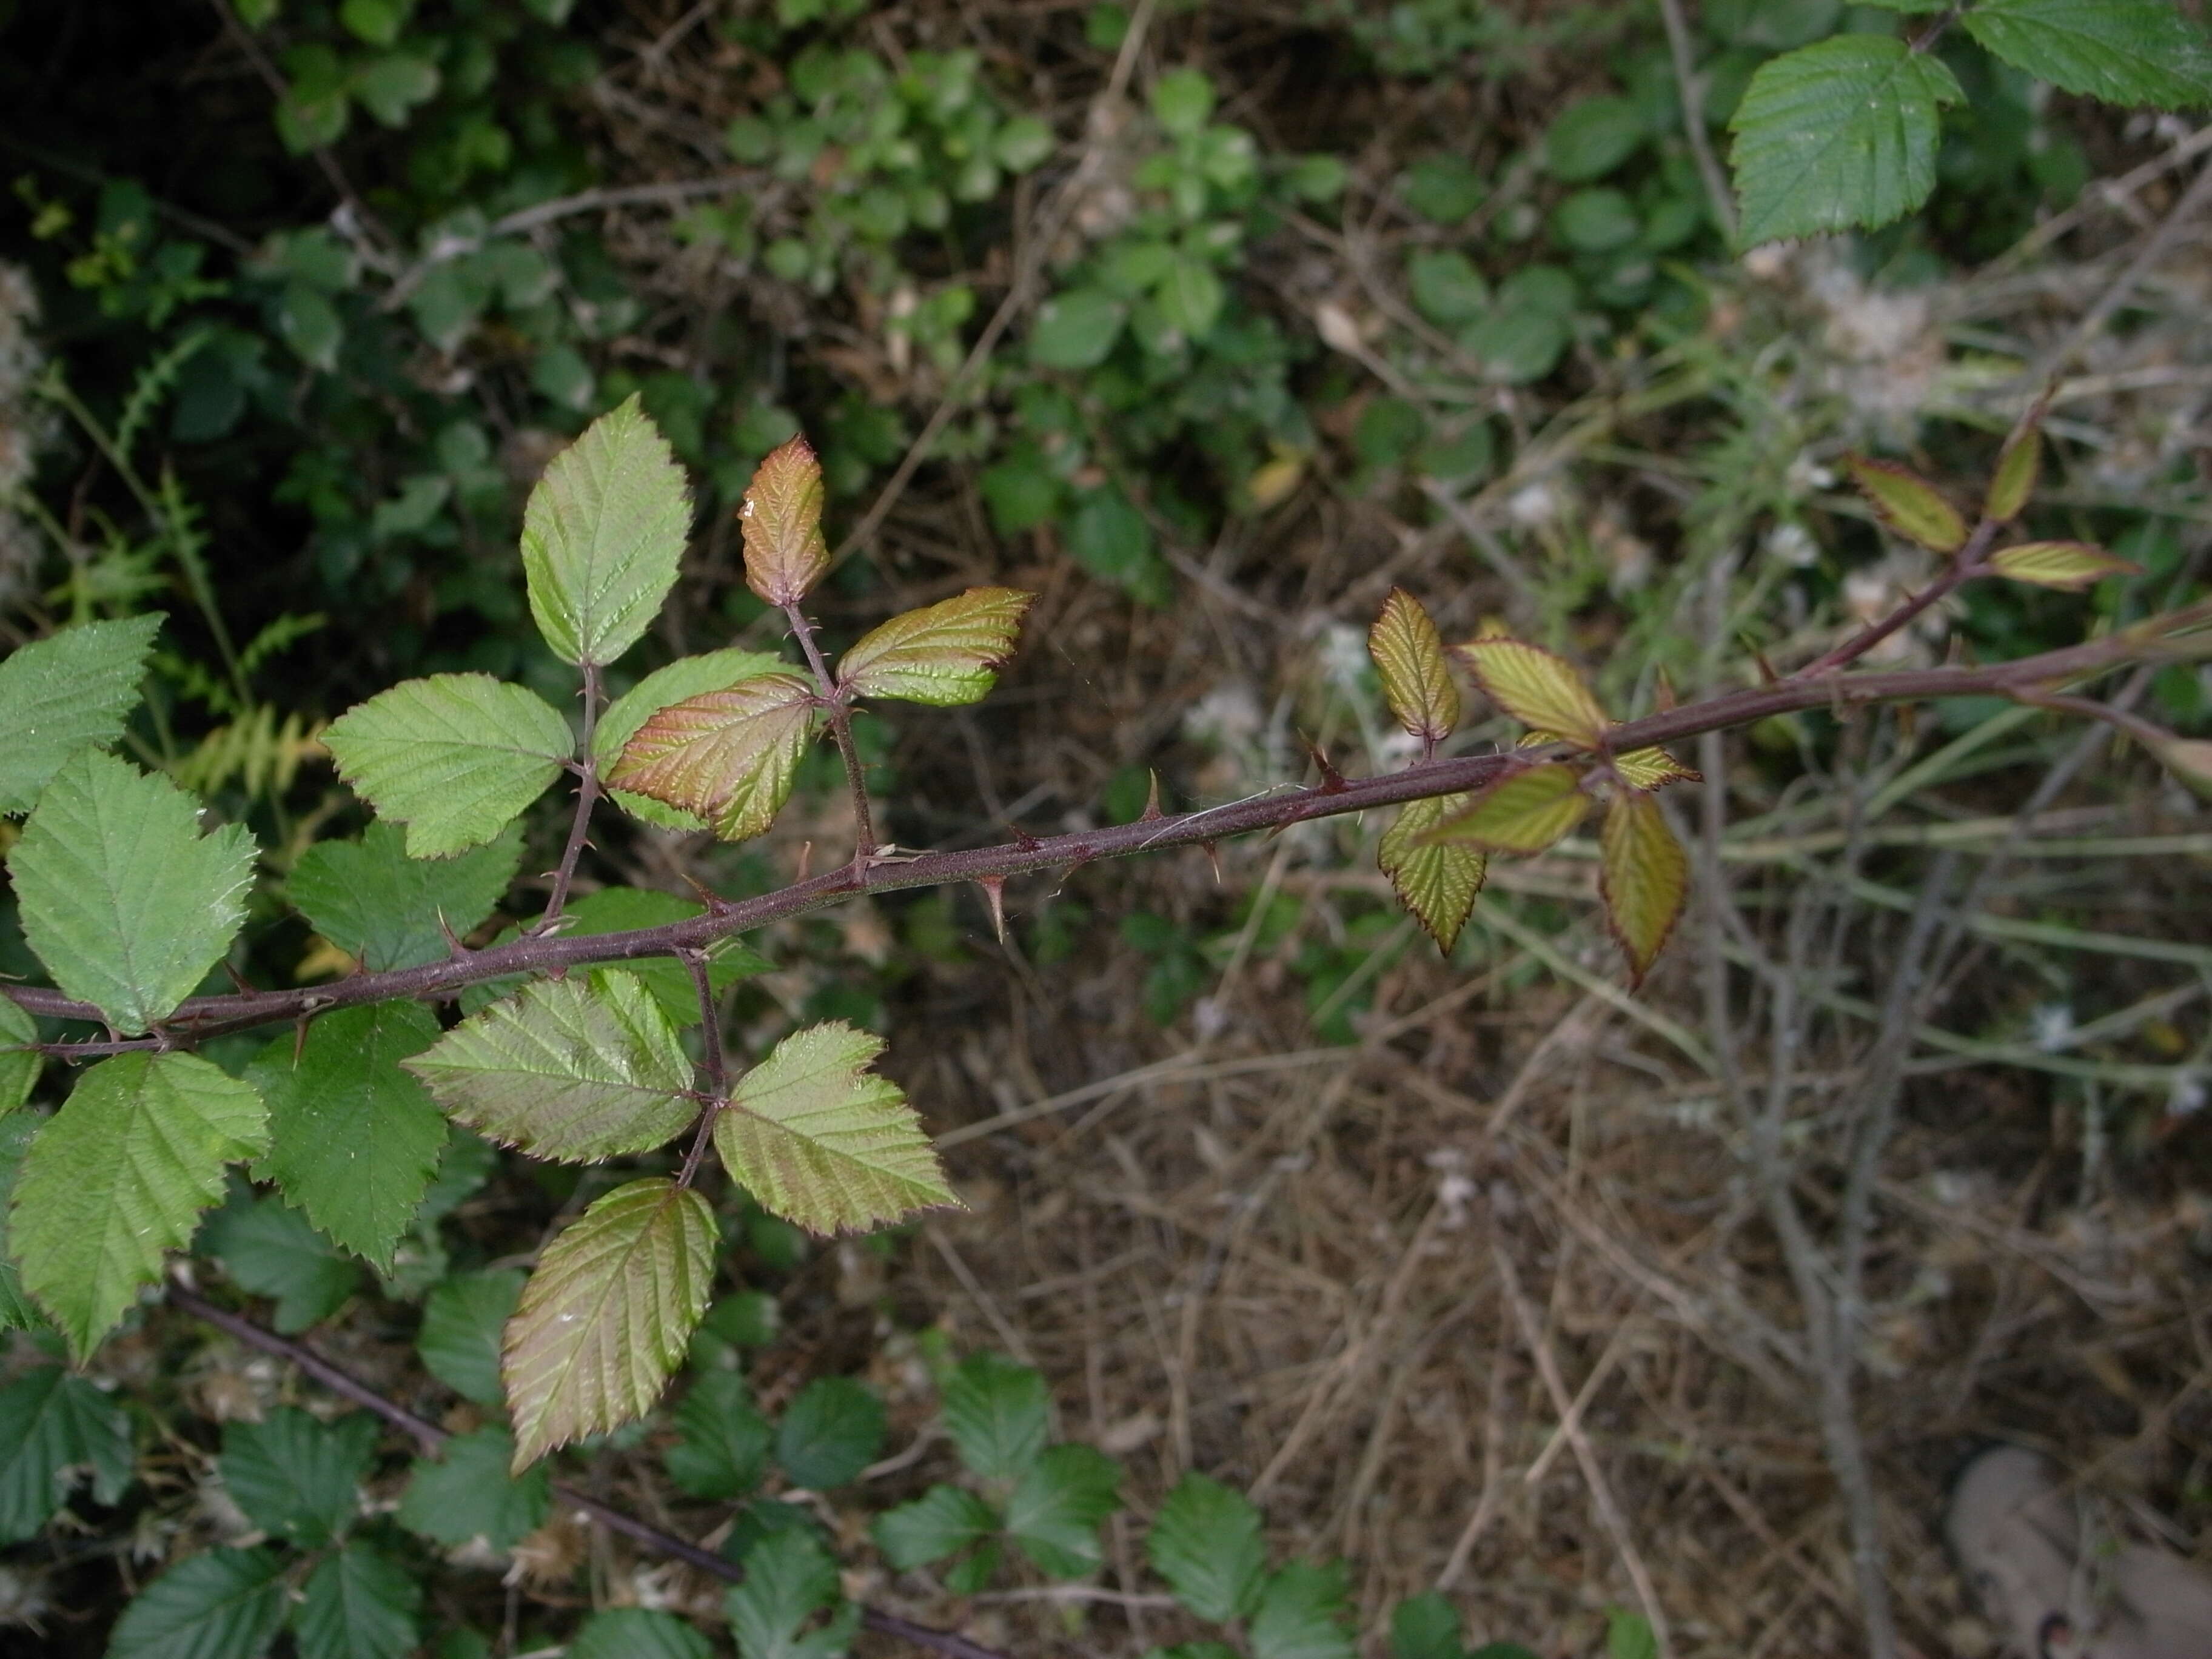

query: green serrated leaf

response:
[726,1528,859,1659]
[874,1483,998,1570]
[666,1369,771,1499]
[1252,1561,1358,1659]
[1964,0,2212,110]
[503,1177,717,1469]
[395,1426,549,1549]
[1006,1443,1120,1577]
[290,820,523,972]
[0,1364,133,1541]
[571,1609,713,1659]
[249,1002,446,1272]
[293,1543,423,1659]
[775,1375,885,1490]
[1369,590,1460,744]
[606,671,817,844]
[200,1187,363,1334]
[0,998,37,1122]
[521,395,692,667]
[220,1407,377,1548]
[596,649,788,830]
[741,436,831,609]
[323,674,573,858]
[1419,763,1589,855]
[941,1353,1050,1484]
[0,615,163,816]
[1600,789,1689,986]
[418,1268,523,1407]
[717,1022,957,1236]
[1728,35,1963,246]
[837,588,1034,708]
[9,751,257,1034]
[1148,1470,1267,1622]
[108,1547,289,1659]
[404,970,695,1162]
[1391,1591,1465,1659]
[0,1113,45,1332]
[1379,794,1485,956]
[563,888,770,1025]
[1452,638,1609,745]
[15,1052,267,1359]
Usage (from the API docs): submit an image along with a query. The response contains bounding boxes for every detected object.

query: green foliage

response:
[726,1529,860,1659]
[572,1609,714,1659]
[0,614,163,815]
[201,1188,363,1333]
[0,1114,43,1331]
[1004,1444,1121,1575]
[1148,1471,1269,1621]
[666,1369,773,1499]
[8,750,256,1034]
[0,1364,134,1541]
[295,1544,424,1659]
[776,1375,886,1489]
[396,1426,549,1549]
[1251,1561,1359,1659]
[608,670,820,843]
[218,1407,377,1547]
[289,821,524,972]
[418,1269,524,1407]
[595,649,787,830]
[942,1352,1051,1483]
[1962,0,2212,109]
[106,1548,289,1659]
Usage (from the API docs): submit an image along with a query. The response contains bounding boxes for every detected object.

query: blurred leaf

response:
[1391,1592,1464,1659]
[201,1190,362,1334]
[1600,789,1689,985]
[1251,1561,1356,1659]
[1148,1471,1267,1622]
[403,970,694,1162]
[1606,1610,1659,1659]
[942,1353,1050,1484]
[607,671,817,844]
[220,1407,377,1548]
[1612,748,1699,790]
[323,674,572,858]
[726,1528,858,1659]
[740,435,830,609]
[1452,638,1609,745]
[418,1269,524,1406]
[1379,794,1484,955]
[774,1375,885,1490]
[18,1053,266,1358]
[874,1483,997,1570]
[0,1365,133,1541]
[290,821,523,973]
[396,1427,549,1549]
[293,1543,422,1659]
[9,751,256,1034]
[1407,250,1489,326]
[666,1369,771,1499]
[107,1548,288,1659]
[1399,155,1484,221]
[0,1113,42,1332]
[1005,1443,1120,1577]
[1963,0,2212,110]
[717,1022,956,1236]
[839,588,1033,708]
[571,1610,712,1659]
[348,52,438,127]
[1985,426,2043,523]
[1421,764,1590,855]
[1986,540,2142,591]
[1846,455,1968,554]
[0,1000,37,1122]
[1030,289,1127,369]
[1151,66,1216,135]
[1545,96,1644,181]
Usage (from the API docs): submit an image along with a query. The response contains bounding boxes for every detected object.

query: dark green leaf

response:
[1963,0,2212,110]
[290,821,523,973]
[1030,289,1126,369]
[396,1427,550,1550]
[563,887,770,1025]
[293,1543,423,1659]
[726,1529,859,1659]
[775,1375,885,1490]
[1407,251,1490,326]
[0,1364,133,1541]
[942,1353,1050,1484]
[418,1269,523,1407]
[1147,1471,1266,1622]
[1392,1590,1466,1659]
[220,1407,377,1547]
[0,1111,45,1332]
[1545,96,1645,180]
[665,1369,771,1500]
[874,1484,997,1570]
[571,1609,712,1659]
[0,998,36,1122]
[1005,1443,1121,1577]
[107,1548,288,1659]
[1251,1561,1356,1659]
[0,615,163,816]
[201,1188,363,1335]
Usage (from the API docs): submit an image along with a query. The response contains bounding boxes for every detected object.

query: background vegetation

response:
[2,1,2211,1655]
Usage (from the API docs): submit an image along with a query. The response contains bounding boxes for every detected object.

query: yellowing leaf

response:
[606,671,817,843]
[1419,763,1589,854]
[1985,540,2142,592]
[837,588,1034,708]
[502,1178,716,1469]
[1612,746,1700,789]
[1599,788,1689,985]
[1369,590,1459,745]
[1451,639,1609,747]
[741,436,830,609]
[1846,455,1968,554]
[1378,794,1484,954]
[716,1022,957,1235]
[1984,426,2041,523]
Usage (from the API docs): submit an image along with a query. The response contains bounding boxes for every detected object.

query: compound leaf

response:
[199,1189,361,1334]
[1846,455,1968,554]
[1600,788,1690,985]
[9,751,256,1034]
[717,1022,957,1235]
[323,674,572,858]
[606,670,817,844]
[1963,0,2212,110]
[1006,1443,1121,1577]
[837,588,1034,708]
[1728,35,1963,246]
[1986,540,2143,591]
[1148,1471,1267,1622]
[1252,1561,1358,1659]
[15,1052,267,1359]
[596,648,787,830]
[418,1269,524,1407]
[1420,763,1590,855]
[1379,793,1484,956]
[0,1364,133,1541]
[943,1352,1050,1484]
[220,1406,377,1548]
[395,1426,549,1549]
[1452,638,1608,746]
[249,1001,447,1272]
[571,1609,712,1659]
[293,1543,422,1659]
[290,820,523,972]
[665,1369,771,1500]
[874,1483,998,1570]
[1369,589,1459,744]
[520,393,692,667]
[775,1375,885,1490]
[726,1529,859,1659]
[742,436,831,608]
[403,970,695,1162]
[503,1176,717,1469]
[0,614,163,816]
[107,1547,289,1659]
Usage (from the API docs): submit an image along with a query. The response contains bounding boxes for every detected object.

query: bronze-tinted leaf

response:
[606,671,817,843]
[741,436,830,608]
[1451,638,1609,748]
[1378,793,1484,954]
[1418,762,1590,854]
[1598,788,1689,985]
[1846,455,1968,554]
[1368,589,1459,744]
[837,588,1035,707]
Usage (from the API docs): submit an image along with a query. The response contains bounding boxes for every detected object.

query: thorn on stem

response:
[1201,841,1222,884]
[1139,770,1165,822]
[1299,732,1346,791]
[974,876,1008,946]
